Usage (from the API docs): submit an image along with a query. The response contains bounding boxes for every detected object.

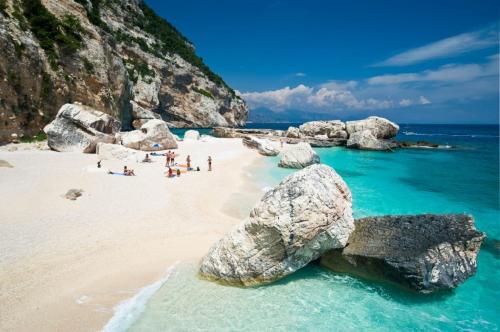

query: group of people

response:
[103,152,213,177]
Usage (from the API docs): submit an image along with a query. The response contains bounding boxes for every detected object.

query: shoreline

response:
[0,137,264,332]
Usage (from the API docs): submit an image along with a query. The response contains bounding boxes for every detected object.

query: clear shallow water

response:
[122,124,499,331]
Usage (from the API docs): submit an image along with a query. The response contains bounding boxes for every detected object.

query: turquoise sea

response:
[112,124,499,332]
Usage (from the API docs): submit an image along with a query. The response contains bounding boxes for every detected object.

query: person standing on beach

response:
[171,152,175,166]
[186,155,191,169]
[166,151,171,167]
[208,156,212,171]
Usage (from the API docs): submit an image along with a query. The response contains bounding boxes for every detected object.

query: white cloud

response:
[368,56,498,85]
[419,96,431,105]
[399,99,412,106]
[375,25,498,66]
[294,72,307,77]
[242,84,396,111]
[320,80,358,91]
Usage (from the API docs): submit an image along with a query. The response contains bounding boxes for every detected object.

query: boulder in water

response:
[320,214,485,293]
[346,116,399,139]
[278,142,320,168]
[44,103,121,153]
[299,120,348,139]
[346,130,394,151]
[199,164,354,285]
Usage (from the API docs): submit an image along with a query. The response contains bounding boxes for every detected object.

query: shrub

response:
[193,87,214,99]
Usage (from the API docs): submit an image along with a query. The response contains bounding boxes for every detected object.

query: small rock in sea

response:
[320,214,485,293]
[0,160,13,168]
[64,189,84,201]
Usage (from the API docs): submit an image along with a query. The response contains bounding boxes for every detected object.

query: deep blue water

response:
[117,124,500,331]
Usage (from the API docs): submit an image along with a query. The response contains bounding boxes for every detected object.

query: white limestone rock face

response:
[96,143,140,162]
[44,103,120,153]
[118,119,177,151]
[299,120,348,139]
[184,130,201,140]
[278,142,320,168]
[199,164,354,285]
[286,126,301,138]
[346,130,393,151]
[320,214,485,293]
[130,101,161,129]
[346,116,399,139]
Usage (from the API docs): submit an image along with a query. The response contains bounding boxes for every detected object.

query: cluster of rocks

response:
[214,116,438,151]
[199,164,485,293]
[44,103,178,157]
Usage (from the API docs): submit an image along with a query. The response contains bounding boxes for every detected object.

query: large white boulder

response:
[346,130,393,151]
[44,103,121,153]
[278,142,320,168]
[199,164,354,285]
[118,119,177,151]
[285,126,301,138]
[184,129,200,140]
[242,136,280,156]
[96,143,141,162]
[299,120,348,139]
[346,116,399,139]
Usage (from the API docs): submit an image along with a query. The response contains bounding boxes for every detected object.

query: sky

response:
[145,0,499,124]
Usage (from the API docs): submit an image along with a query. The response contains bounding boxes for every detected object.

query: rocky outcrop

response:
[286,126,301,138]
[96,142,141,162]
[320,214,485,293]
[299,120,348,139]
[44,103,120,153]
[346,130,395,151]
[0,0,247,143]
[199,164,354,285]
[278,142,320,168]
[346,116,399,139]
[184,130,200,140]
[118,119,177,151]
[242,136,280,156]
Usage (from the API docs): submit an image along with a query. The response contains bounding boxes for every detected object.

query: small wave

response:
[101,262,180,332]
[403,131,499,138]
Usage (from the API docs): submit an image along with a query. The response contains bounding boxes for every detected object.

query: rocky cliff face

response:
[0,0,247,142]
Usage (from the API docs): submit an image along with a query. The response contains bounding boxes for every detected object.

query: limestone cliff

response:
[0,0,247,142]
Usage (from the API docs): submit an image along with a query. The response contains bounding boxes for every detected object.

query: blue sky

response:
[146,0,499,124]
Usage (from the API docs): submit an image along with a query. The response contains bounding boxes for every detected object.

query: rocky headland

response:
[0,0,247,143]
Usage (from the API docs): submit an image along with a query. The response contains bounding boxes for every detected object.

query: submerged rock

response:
[118,120,177,151]
[44,103,120,153]
[278,142,320,168]
[184,130,201,140]
[346,130,394,151]
[199,164,354,285]
[320,214,485,293]
[346,116,399,139]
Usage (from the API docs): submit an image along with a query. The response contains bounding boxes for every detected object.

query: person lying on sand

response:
[167,167,174,178]
[151,152,165,156]
[142,153,152,163]
[123,166,135,176]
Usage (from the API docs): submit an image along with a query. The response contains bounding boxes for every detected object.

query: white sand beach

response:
[0,137,263,332]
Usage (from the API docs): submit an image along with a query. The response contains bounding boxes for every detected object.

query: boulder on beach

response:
[320,214,485,293]
[242,136,280,156]
[96,143,141,162]
[346,116,399,139]
[118,119,177,151]
[44,103,121,153]
[286,126,301,138]
[299,120,348,139]
[278,142,320,168]
[184,130,201,140]
[64,189,84,201]
[199,164,354,285]
[346,130,394,151]
[130,101,161,129]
